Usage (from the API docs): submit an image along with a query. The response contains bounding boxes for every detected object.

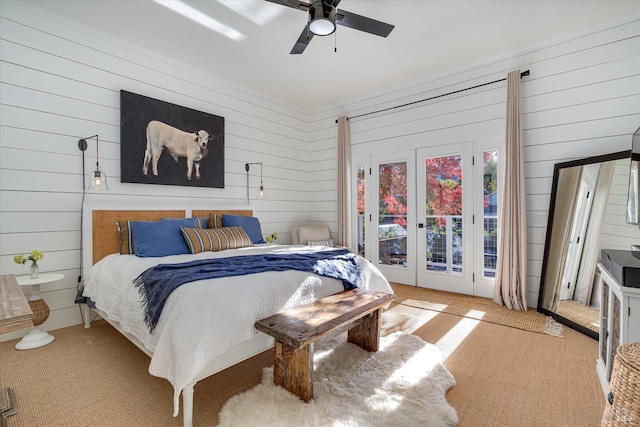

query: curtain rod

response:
[336,70,530,123]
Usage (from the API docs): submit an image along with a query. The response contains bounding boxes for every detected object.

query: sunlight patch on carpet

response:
[401,298,562,336]
[217,332,458,427]
[435,315,481,360]
[385,340,442,387]
[381,304,439,335]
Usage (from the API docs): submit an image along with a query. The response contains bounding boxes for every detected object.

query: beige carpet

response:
[391,283,563,336]
[0,284,605,426]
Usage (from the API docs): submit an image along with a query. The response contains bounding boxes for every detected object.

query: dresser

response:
[596,263,640,396]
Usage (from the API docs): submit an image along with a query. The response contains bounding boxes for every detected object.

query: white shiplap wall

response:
[1,1,639,342]
[0,1,317,341]
[307,17,640,308]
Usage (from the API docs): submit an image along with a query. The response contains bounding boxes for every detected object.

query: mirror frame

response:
[537,150,631,340]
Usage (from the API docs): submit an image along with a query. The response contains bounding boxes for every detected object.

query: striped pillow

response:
[116,221,134,254]
[181,226,254,253]
[208,212,220,229]
[307,239,336,247]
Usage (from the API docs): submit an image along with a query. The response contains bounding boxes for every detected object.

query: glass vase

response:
[30,261,39,279]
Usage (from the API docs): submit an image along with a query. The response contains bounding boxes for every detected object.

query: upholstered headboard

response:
[83,205,253,266]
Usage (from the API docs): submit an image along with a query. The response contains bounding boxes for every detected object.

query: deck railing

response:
[357,214,497,276]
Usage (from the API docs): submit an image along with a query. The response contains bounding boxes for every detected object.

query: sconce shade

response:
[88,168,109,191]
[79,134,109,192]
[257,184,266,199]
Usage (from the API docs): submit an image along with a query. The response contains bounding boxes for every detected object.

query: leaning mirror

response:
[627,128,640,226]
[537,150,631,340]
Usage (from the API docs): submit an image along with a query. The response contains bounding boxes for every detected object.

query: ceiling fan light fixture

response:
[309,2,335,36]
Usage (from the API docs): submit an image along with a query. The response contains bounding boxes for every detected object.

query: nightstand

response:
[14,273,64,350]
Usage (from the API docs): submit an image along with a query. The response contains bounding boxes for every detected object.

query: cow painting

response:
[142,121,212,180]
[120,90,224,188]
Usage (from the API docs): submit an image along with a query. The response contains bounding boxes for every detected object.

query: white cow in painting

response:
[142,120,212,180]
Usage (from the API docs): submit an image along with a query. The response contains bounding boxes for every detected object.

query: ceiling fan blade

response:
[264,0,311,12]
[336,9,394,37]
[290,24,314,54]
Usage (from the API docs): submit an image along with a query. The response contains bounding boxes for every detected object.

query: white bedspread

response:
[82,244,393,416]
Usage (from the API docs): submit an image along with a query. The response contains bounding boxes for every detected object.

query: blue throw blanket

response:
[133,249,361,332]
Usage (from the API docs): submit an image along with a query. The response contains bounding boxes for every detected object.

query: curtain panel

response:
[337,116,353,250]
[494,70,528,310]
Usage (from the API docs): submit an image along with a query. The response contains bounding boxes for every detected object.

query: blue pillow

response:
[222,214,266,244]
[132,217,198,257]
[162,216,208,228]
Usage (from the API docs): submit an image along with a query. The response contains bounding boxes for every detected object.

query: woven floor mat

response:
[391,284,563,336]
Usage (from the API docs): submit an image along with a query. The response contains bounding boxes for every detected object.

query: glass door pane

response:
[357,165,366,257]
[424,155,463,274]
[378,161,408,268]
[370,152,416,285]
[482,150,498,279]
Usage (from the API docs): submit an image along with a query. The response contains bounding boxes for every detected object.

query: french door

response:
[357,139,501,298]
[416,143,474,295]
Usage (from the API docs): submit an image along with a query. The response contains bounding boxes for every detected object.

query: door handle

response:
[418,223,424,228]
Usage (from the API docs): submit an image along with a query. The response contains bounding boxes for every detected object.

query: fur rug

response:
[218,332,458,427]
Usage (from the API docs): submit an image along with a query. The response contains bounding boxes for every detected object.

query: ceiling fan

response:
[265,0,394,54]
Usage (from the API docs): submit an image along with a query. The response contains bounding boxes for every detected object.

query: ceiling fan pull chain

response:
[334,28,337,53]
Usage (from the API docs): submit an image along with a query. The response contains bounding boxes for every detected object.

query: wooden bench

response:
[254,288,396,402]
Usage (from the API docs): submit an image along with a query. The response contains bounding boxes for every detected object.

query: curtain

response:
[337,116,353,250]
[576,161,615,305]
[494,70,528,310]
[542,166,582,312]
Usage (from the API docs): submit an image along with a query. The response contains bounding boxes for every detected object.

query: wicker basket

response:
[602,342,640,426]
[28,298,50,326]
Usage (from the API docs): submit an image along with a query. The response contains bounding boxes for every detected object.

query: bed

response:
[80,204,393,427]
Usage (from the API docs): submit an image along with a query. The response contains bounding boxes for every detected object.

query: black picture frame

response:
[120,90,225,188]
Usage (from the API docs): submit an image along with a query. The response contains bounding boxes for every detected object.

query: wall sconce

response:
[245,162,266,204]
[78,135,109,191]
